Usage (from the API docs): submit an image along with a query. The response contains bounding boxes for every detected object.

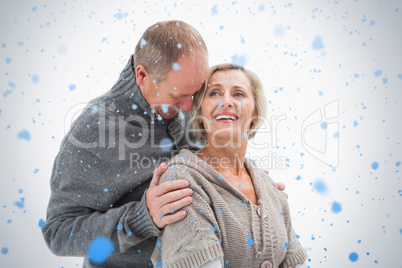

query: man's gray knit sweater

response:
[42,56,195,267]
[151,149,308,268]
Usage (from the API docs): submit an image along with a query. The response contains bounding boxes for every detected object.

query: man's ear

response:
[135,64,148,89]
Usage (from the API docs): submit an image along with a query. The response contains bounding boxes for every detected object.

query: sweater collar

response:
[171,149,271,206]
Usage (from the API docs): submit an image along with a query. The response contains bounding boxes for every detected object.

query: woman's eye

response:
[209,91,219,97]
[235,92,245,97]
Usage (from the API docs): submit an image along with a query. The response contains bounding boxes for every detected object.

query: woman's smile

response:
[213,111,239,123]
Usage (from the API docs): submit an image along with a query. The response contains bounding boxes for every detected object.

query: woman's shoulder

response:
[160,149,209,183]
[166,149,199,169]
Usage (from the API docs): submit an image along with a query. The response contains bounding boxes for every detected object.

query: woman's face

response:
[199,69,257,144]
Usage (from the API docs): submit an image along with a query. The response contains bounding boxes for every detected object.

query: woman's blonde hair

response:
[191,63,267,143]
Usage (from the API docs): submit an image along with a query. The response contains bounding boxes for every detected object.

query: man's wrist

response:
[127,189,161,238]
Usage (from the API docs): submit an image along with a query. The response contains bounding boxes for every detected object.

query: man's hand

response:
[273,182,288,199]
[146,163,193,229]
[264,170,288,199]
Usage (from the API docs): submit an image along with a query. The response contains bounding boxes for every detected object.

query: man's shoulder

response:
[66,103,110,144]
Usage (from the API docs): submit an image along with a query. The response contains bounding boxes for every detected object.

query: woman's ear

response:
[197,110,204,126]
[250,108,258,128]
[248,116,257,133]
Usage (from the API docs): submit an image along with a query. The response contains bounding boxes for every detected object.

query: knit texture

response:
[42,56,195,267]
[151,149,308,268]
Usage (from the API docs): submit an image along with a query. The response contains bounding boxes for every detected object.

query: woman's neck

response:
[198,139,248,176]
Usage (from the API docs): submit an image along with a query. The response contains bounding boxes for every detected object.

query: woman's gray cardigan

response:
[151,149,308,268]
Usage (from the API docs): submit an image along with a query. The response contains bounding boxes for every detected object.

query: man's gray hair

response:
[134,20,208,83]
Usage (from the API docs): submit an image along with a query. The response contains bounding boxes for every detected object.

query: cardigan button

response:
[260,260,272,268]
[256,207,268,219]
[256,207,262,217]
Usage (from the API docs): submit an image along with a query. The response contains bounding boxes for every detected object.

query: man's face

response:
[142,55,207,119]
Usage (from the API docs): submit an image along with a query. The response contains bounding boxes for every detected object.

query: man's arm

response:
[41,142,161,257]
[42,144,195,259]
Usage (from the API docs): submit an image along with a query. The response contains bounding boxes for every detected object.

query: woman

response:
[151,64,307,268]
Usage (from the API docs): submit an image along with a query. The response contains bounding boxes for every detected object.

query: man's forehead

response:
[169,92,190,99]
[169,84,200,98]
[168,74,202,85]
[171,55,207,78]
[165,71,204,90]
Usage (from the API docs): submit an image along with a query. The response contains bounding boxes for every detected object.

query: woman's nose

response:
[219,94,235,108]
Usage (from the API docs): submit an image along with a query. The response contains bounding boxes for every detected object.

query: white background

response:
[0,0,401,267]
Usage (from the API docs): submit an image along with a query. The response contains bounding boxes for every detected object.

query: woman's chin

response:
[208,132,247,148]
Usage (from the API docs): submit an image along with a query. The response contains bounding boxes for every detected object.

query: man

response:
[42,20,286,267]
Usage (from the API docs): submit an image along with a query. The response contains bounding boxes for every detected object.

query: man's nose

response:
[178,97,193,112]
